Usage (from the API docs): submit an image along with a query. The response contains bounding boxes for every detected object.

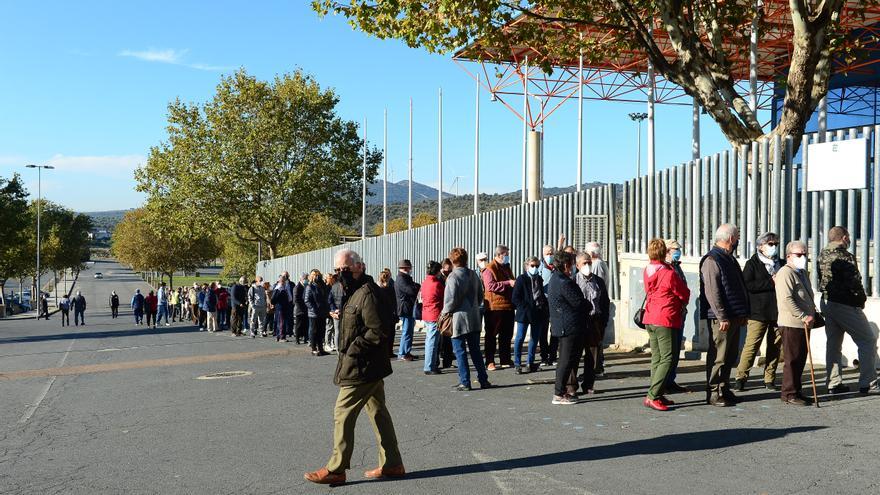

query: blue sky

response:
[0,0,746,212]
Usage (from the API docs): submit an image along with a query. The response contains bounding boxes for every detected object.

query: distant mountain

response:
[80,209,132,232]
[367,180,454,205]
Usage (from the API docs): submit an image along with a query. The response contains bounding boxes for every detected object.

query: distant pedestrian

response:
[247,276,267,338]
[145,290,158,328]
[197,284,208,329]
[59,294,71,326]
[324,273,338,352]
[736,232,783,392]
[377,269,398,358]
[304,269,330,356]
[420,261,445,375]
[230,276,248,336]
[819,226,880,395]
[72,290,87,326]
[205,282,219,332]
[109,291,120,318]
[443,247,492,392]
[663,240,691,394]
[131,289,145,325]
[547,251,587,405]
[329,273,347,352]
[395,259,420,361]
[482,245,516,370]
[293,273,308,344]
[189,284,200,325]
[511,256,548,374]
[437,258,455,368]
[641,239,690,411]
[170,287,181,322]
[156,282,170,326]
[575,251,610,393]
[271,276,291,342]
[39,293,50,320]
[700,224,750,407]
[263,281,274,337]
[216,283,230,330]
[538,244,558,368]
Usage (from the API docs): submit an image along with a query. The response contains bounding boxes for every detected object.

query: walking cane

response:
[803,322,820,408]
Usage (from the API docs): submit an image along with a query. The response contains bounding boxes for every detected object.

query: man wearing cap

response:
[395,260,421,361]
[482,245,517,370]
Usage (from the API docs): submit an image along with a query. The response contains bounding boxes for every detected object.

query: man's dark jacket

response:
[511,273,548,324]
[394,272,420,318]
[292,282,307,316]
[818,241,867,308]
[547,271,589,338]
[334,275,395,386]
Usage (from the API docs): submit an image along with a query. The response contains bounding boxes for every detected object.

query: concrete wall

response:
[612,252,880,368]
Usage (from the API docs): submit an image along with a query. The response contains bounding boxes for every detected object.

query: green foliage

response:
[135,68,381,258]
[112,207,220,287]
[220,235,258,280]
[284,213,350,254]
[0,174,31,282]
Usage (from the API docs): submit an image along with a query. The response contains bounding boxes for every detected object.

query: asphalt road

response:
[1,261,879,494]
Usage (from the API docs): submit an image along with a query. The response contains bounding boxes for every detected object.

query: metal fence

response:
[621,124,880,295]
[257,184,620,299]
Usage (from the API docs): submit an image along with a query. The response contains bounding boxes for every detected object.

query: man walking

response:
[394,259,420,361]
[72,290,87,326]
[699,224,750,407]
[109,291,120,319]
[131,289,145,326]
[304,249,404,485]
[482,245,517,370]
[156,282,170,327]
[247,276,267,338]
[59,293,71,326]
[819,226,880,395]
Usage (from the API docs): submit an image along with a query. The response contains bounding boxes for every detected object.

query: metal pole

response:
[36,165,41,301]
[438,87,443,223]
[408,98,413,230]
[749,0,760,113]
[257,241,261,263]
[383,108,388,235]
[818,97,828,140]
[637,120,642,176]
[361,117,367,239]
[522,56,529,204]
[647,60,656,175]
[692,98,701,160]
[576,33,584,191]
[474,78,480,216]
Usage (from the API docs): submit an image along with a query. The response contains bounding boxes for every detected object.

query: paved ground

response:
[1,261,879,494]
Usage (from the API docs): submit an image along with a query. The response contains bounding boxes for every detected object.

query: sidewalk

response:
[1,270,78,321]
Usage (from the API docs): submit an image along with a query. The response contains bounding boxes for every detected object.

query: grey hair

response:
[585,242,602,258]
[756,232,779,249]
[714,223,739,243]
[576,251,591,264]
[786,240,807,256]
[334,249,363,266]
[542,244,554,254]
[524,256,539,269]
[494,245,509,256]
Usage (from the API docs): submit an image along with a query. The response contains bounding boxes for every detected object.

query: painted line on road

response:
[19,338,75,424]
[2,348,293,381]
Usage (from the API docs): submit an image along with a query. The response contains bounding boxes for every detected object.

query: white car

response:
[94,272,103,279]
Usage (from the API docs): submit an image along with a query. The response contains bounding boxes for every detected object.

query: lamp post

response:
[628,113,648,176]
[25,164,54,313]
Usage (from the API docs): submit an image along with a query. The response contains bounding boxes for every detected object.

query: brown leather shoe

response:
[364,464,406,479]
[304,467,346,485]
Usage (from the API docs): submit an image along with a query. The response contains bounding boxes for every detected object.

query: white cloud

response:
[118,47,229,72]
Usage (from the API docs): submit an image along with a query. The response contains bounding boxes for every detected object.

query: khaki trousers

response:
[326,380,402,473]
[705,319,743,394]
[735,320,782,383]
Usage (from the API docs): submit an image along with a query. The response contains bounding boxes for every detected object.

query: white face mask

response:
[763,245,778,258]
[792,255,807,271]
[478,261,487,270]
[579,264,592,276]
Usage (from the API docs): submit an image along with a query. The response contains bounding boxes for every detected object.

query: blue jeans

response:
[452,331,489,387]
[398,316,415,357]
[134,309,143,324]
[156,303,169,325]
[423,322,440,372]
[514,320,544,367]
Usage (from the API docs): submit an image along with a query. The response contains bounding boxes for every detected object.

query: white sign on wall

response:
[806,137,868,192]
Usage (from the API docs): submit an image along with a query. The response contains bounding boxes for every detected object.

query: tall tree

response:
[18,200,93,294]
[314,1,875,152]
[112,208,220,288]
[135,69,381,259]
[0,174,31,290]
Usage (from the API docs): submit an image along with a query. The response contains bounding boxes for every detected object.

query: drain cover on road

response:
[196,371,253,380]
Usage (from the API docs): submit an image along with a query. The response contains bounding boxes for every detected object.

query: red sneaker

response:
[645,398,669,411]
[658,396,675,406]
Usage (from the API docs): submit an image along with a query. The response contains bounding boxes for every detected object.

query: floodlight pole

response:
[362,118,367,240]
[474,78,480,216]
[383,108,388,235]
[408,98,413,229]
[25,164,54,313]
[522,55,529,205]
[576,33,584,192]
[438,87,443,223]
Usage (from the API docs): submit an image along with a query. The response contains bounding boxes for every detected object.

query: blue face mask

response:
[502,255,510,265]
[671,250,682,262]
[544,255,553,266]
[527,267,539,276]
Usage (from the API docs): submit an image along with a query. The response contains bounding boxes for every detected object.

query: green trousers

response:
[326,379,402,473]
[646,325,674,399]
[735,319,782,383]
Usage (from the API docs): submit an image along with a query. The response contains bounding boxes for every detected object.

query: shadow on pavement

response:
[0,325,202,344]
[345,426,825,485]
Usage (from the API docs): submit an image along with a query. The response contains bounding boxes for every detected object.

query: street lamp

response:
[628,112,648,176]
[25,164,54,313]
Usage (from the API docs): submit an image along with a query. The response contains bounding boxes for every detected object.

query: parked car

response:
[94,272,103,279]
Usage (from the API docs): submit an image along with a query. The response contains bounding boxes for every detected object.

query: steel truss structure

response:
[454,1,880,130]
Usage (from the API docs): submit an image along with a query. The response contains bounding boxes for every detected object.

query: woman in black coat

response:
[547,251,589,405]
[304,269,330,356]
[735,232,783,391]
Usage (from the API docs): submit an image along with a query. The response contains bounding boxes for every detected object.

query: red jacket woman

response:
[643,260,690,329]
[420,273,445,323]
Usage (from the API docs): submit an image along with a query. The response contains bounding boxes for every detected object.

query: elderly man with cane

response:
[775,241,818,406]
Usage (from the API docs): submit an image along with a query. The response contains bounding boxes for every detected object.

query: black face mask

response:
[730,241,739,254]
[338,270,356,290]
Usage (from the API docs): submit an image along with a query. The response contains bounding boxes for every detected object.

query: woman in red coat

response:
[420,261,446,375]
[642,239,690,411]
[144,290,159,328]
